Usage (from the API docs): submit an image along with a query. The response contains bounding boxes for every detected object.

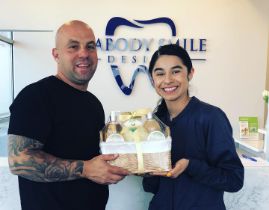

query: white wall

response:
[1,0,268,132]
[1,0,269,209]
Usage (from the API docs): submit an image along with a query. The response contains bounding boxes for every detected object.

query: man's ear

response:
[52,48,59,62]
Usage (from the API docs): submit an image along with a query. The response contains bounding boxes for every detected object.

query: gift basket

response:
[100,109,172,174]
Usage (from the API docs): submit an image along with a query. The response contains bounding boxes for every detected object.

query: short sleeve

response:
[8,84,51,144]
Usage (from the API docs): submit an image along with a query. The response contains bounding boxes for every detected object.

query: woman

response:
[143,44,244,210]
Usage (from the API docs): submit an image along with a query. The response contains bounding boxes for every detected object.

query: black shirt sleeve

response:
[8,84,51,144]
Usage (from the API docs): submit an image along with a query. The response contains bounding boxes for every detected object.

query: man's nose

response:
[78,48,89,57]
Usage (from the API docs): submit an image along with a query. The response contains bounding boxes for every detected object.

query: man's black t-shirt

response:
[8,76,108,210]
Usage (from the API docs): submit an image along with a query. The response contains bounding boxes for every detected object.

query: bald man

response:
[8,20,129,210]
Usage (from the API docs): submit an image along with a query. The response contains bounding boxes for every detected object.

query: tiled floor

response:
[0,158,20,210]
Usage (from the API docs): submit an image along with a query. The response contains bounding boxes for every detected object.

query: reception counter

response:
[1,156,269,210]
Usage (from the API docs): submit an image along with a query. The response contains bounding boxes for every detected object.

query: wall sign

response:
[96,17,206,95]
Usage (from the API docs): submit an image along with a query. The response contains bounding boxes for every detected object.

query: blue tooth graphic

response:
[105,17,176,36]
[105,17,177,95]
[134,17,176,36]
[110,65,152,95]
[106,17,143,36]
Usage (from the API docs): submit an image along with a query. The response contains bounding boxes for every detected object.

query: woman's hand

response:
[150,158,189,178]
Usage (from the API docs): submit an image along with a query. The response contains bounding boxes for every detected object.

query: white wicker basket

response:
[100,138,172,174]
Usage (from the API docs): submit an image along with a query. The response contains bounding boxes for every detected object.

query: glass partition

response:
[0,31,12,39]
[0,39,13,118]
[0,32,12,157]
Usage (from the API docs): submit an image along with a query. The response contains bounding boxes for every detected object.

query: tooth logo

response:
[105,17,176,36]
[110,64,152,96]
[103,17,176,95]
[97,17,206,95]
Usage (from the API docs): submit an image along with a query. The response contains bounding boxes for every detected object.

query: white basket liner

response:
[100,137,172,154]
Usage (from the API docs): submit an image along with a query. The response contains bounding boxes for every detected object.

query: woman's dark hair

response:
[149,44,193,117]
[148,44,193,76]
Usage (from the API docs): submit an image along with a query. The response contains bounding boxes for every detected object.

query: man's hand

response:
[82,154,130,184]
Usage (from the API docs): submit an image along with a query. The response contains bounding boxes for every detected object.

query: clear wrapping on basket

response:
[100,109,172,174]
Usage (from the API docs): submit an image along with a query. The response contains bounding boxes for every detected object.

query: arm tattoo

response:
[8,134,84,182]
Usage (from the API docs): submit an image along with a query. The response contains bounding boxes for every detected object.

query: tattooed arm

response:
[8,134,129,183]
[8,134,84,182]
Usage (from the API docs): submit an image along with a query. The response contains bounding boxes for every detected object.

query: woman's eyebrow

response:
[171,65,183,69]
[153,64,183,72]
[153,67,164,72]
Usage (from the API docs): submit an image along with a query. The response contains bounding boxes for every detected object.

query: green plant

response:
[263,90,269,104]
